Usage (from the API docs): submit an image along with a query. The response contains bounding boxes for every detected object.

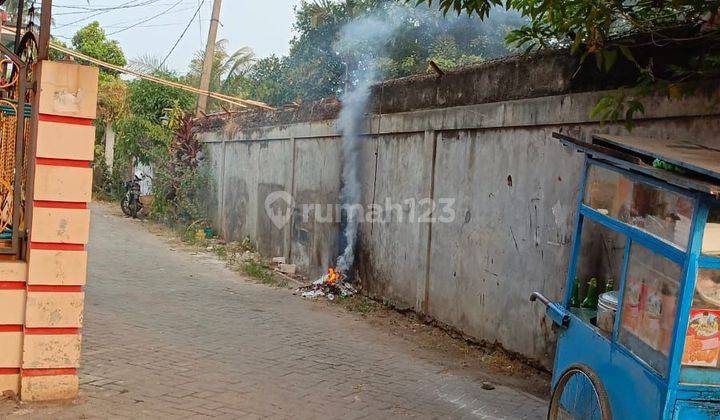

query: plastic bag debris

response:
[296,267,357,300]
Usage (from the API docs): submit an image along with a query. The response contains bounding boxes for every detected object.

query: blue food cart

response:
[531,132,720,419]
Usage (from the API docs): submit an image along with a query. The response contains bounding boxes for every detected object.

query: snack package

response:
[622,277,642,334]
[640,281,662,349]
[659,292,677,355]
[682,309,720,368]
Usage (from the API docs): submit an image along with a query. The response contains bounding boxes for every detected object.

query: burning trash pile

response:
[296,267,357,300]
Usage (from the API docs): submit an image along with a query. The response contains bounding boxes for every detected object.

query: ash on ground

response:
[295,267,357,301]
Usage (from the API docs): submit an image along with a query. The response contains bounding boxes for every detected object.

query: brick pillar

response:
[19,61,98,401]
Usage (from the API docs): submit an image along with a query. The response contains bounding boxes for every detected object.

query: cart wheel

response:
[548,364,611,420]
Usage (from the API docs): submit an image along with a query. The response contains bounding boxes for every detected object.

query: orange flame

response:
[325,267,342,285]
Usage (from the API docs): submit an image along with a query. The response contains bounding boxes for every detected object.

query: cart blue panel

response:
[673,400,720,419]
[681,367,720,387]
[546,132,720,419]
[554,312,667,420]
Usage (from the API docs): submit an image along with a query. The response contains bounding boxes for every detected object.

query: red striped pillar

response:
[0,262,27,396]
[19,61,98,401]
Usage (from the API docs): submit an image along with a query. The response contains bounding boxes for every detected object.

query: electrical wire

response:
[54,5,197,30]
[52,0,166,16]
[1,23,271,111]
[106,0,186,35]
[53,0,163,29]
[48,41,274,110]
[159,0,205,69]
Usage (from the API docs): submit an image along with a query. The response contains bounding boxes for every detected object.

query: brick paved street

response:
[0,203,546,419]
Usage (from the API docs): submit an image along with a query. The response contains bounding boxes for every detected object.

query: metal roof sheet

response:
[592,134,720,181]
[553,132,720,197]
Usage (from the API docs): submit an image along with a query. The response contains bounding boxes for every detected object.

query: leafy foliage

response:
[412,0,501,18]
[414,0,720,127]
[414,0,717,50]
[97,77,128,123]
[71,21,126,79]
[114,115,170,165]
[240,55,295,106]
[239,0,524,105]
[126,72,194,122]
[150,109,211,225]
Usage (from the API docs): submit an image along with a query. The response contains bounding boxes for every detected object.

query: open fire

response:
[297,266,357,300]
[326,267,342,284]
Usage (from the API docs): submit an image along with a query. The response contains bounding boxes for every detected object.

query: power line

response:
[106,0,185,35]
[47,40,274,110]
[159,0,205,69]
[53,1,180,12]
[3,22,270,109]
[53,0,168,16]
[53,0,162,29]
[54,5,198,30]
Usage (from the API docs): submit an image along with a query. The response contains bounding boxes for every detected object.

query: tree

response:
[413,0,720,126]
[127,72,194,123]
[240,55,294,106]
[186,39,255,111]
[413,1,717,53]
[241,0,523,106]
[97,78,128,123]
[71,21,126,79]
[282,0,380,101]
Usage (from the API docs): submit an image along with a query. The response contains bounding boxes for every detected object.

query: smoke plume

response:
[330,5,521,275]
[332,8,405,274]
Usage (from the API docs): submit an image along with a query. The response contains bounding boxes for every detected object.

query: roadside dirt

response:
[104,200,551,400]
[329,296,551,398]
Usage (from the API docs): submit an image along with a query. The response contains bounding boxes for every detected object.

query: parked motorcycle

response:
[121,174,143,218]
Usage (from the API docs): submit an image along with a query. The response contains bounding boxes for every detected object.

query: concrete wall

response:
[199,82,720,366]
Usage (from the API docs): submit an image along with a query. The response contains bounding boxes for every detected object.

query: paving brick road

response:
[1,203,546,419]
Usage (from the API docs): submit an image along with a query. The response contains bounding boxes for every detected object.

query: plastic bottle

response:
[569,279,580,308]
[605,278,615,293]
[581,277,599,310]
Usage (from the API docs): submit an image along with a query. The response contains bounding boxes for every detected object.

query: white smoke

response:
[333,8,406,274]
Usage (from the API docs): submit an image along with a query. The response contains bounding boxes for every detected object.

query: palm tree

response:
[128,54,170,74]
[187,39,255,108]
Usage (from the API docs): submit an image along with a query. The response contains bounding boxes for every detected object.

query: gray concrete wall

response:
[199,87,720,367]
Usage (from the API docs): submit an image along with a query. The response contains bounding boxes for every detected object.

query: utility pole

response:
[38,0,52,60]
[196,0,222,117]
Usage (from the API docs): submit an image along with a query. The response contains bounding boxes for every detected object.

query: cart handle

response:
[530,292,570,328]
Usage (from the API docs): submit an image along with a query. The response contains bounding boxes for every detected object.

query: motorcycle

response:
[121,174,143,218]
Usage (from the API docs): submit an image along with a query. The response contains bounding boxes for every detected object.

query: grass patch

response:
[213,244,227,259]
[243,260,274,284]
[241,259,291,289]
[342,296,380,316]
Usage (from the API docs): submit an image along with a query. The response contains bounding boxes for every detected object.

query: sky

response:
[51,0,304,73]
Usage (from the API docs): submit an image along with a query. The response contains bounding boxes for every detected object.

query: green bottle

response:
[605,278,615,293]
[581,278,599,310]
[569,279,580,308]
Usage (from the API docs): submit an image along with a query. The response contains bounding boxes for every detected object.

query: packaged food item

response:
[622,276,642,333]
[659,284,677,355]
[641,282,662,349]
[682,310,720,367]
[696,272,720,308]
